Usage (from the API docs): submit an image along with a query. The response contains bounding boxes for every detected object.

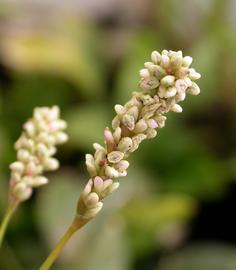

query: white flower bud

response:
[105,166,119,178]
[84,192,99,208]
[165,87,177,98]
[85,154,97,177]
[10,162,24,174]
[139,77,160,90]
[160,54,170,68]
[43,157,59,171]
[171,104,183,113]
[107,151,124,164]
[126,106,139,121]
[93,176,104,194]
[83,202,103,219]
[139,68,150,78]
[36,143,49,157]
[115,160,130,171]
[175,79,188,92]
[117,137,133,152]
[114,104,125,115]
[182,56,193,67]
[103,182,120,197]
[81,179,93,198]
[189,68,201,80]
[17,149,30,162]
[151,50,161,64]
[147,119,158,129]
[134,119,148,133]
[23,176,48,187]
[187,82,200,95]
[54,132,68,144]
[161,75,175,86]
[93,143,104,151]
[11,172,21,182]
[24,121,36,137]
[122,114,135,130]
[170,52,183,68]
[113,127,122,144]
[13,182,32,201]
[146,128,157,139]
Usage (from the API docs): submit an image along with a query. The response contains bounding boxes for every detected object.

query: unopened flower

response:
[9,106,68,202]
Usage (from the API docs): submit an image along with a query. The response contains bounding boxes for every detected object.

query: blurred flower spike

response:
[9,106,68,202]
[78,50,201,220]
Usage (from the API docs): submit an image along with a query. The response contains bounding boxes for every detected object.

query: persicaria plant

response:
[0,50,201,270]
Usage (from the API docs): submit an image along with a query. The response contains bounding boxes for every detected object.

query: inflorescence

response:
[78,49,201,220]
[9,106,68,202]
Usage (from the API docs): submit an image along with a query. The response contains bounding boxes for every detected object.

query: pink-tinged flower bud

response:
[147,119,158,129]
[104,128,116,152]
[171,104,183,113]
[161,54,170,68]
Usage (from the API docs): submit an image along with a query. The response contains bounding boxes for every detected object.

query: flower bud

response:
[171,104,183,113]
[189,68,201,80]
[139,68,150,78]
[117,137,133,152]
[115,160,129,171]
[161,75,175,86]
[165,87,177,98]
[17,149,30,162]
[147,119,158,129]
[10,162,24,174]
[114,104,125,115]
[24,121,36,137]
[93,176,104,194]
[113,127,122,143]
[182,56,193,67]
[151,50,161,64]
[84,192,99,208]
[146,128,157,139]
[160,54,170,68]
[44,157,59,171]
[105,166,119,178]
[139,77,160,90]
[134,119,148,133]
[187,82,200,95]
[54,132,68,144]
[122,114,135,130]
[13,182,32,201]
[83,202,103,219]
[107,151,124,164]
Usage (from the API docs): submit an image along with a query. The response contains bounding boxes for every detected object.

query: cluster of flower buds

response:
[9,106,68,202]
[78,50,201,221]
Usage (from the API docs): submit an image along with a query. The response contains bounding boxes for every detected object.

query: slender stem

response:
[38,216,89,270]
[0,201,19,248]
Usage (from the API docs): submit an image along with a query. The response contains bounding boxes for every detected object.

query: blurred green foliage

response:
[0,0,236,269]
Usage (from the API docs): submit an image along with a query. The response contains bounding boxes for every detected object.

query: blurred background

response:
[0,0,236,269]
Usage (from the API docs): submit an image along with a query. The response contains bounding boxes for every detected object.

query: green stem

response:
[38,216,89,270]
[0,201,19,248]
